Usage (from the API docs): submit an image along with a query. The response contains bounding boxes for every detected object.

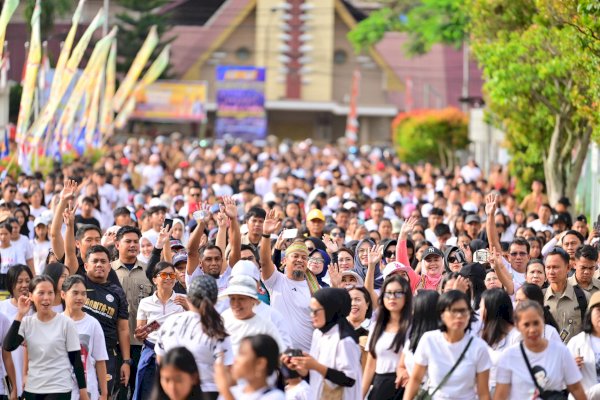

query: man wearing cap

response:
[260,210,314,353]
[220,275,285,355]
[544,247,590,343]
[465,214,483,241]
[306,209,325,238]
[568,245,600,295]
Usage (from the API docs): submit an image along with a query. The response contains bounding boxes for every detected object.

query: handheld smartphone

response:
[163,218,173,230]
[282,228,298,239]
[286,348,303,358]
[473,249,490,264]
[594,215,600,233]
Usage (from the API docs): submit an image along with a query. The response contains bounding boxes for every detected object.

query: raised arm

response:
[215,211,229,275]
[51,180,77,261]
[485,194,502,254]
[397,217,420,292]
[260,209,281,281]
[222,197,241,268]
[489,247,514,295]
[63,201,79,275]
[186,208,207,276]
[365,245,382,306]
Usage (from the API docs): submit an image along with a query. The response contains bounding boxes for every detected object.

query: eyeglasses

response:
[383,290,405,299]
[330,232,344,237]
[309,307,324,316]
[157,272,177,279]
[510,252,528,257]
[308,257,324,264]
[445,307,470,317]
[384,251,395,258]
[495,223,505,228]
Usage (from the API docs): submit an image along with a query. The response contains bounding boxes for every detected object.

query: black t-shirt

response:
[83,275,129,351]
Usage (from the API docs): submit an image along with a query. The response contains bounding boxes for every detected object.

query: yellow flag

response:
[114,45,170,130]
[15,0,40,144]
[49,0,85,102]
[29,5,103,142]
[112,25,158,112]
[99,40,116,137]
[0,0,18,60]
[84,64,103,145]
[53,27,115,147]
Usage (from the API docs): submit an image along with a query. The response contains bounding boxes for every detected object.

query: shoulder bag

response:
[519,342,568,400]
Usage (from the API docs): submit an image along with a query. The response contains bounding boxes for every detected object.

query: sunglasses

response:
[383,290,405,299]
[156,272,176,279]
[384,251,395,258]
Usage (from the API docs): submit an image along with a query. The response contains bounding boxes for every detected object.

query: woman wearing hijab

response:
[308,249,331,288]
[353,238,384,290]
[284,287,362,399]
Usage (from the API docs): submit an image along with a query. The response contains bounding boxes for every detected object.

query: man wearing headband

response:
[260,210,314,353]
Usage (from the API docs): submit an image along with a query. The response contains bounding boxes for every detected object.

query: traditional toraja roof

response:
[169,0,403,89]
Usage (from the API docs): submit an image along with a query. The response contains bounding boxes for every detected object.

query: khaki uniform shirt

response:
[544,282,590,343]
[111,259,153,346]
[568,275,600,296]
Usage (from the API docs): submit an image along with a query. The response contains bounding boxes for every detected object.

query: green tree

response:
[24,0,72,40]
[116,0,174,76]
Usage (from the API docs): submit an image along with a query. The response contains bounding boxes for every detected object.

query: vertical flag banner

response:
[49,0,85,102]
[0,0,18,61]
[84,64,104,145]
[99,40,116,137]
[344,68,360,146]
[29,5,104,142]
[15,0,40,144]
[0,43,9,89]
[112,25,158,112]
[215,66,267,141]
[54,27,115,148]
[114,44,170,129]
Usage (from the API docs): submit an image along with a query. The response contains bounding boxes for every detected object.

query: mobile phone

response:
[594,215,600,233]
[282,228,298,239]
[473,249,490,264]
[163,218,173,230]
[286,348,303,358]
[209,203,221,214]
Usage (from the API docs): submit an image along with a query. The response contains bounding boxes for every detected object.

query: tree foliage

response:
[24,0,72,40]
[116,0,175,76]
[392,108,469,168]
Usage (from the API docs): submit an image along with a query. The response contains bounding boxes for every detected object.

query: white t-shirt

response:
[29,205,48,219]
[0,245,27,274]
[414,330,492,399]
[11,235,33,261]
[263,271,314,353]
[225,385,285,400]
[285,380,310,400]
[70,314,109,400]
[185,267,232,313]
[366,329,402,374]
[19,313,81,393]
[484,327,521,388]
[496,339,582,399]
[255,301,293,350]
[502,257,526,297]
[222,310,285,356]
[141,164,164,188]
[0,312,9,395]
[0,299,31,396]
[591,336,600,382]
[31,238,51,275]
[155,311,234,392]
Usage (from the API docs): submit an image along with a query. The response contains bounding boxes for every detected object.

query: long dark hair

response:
[518,283,559,331]
[480,288,513,347]
[368,275,412,357]
[150,347,204,400]
[7,264,33,298]
[409,290,440,353]
[242,334,280,376]
[43,263,68,296]
[189,294,228,341]
[438,290,472,333]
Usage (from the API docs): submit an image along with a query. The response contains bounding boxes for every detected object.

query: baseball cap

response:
[170,239,184,250]
[343,201,358,211]
[382,262,412,279]
[423,246,444,259]
[172,252,188,266]
[341,270,364,287]
[307,209,325,221]
[220,275,258,300]
[33,217,47,227]
[149,198,168,209]
[231,260,260,282]
[465,214,481,224]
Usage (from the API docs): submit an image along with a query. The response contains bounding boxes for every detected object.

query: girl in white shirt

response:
[363,275,413,399]
[495,300,586,399]
[62,275,109,400]
[514,284,561,342]
[567,292,600,398]
[403,290,492,400]
[134,262,187,400]
[31,218,52,275]
[479,288,519,394]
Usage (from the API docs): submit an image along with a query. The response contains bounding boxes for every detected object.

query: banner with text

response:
[215,66,266,141]
[131,80,207,122]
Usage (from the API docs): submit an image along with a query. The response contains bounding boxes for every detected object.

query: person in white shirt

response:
[155,275,233,398]
[221,275,284,355]
[404,290,492,400]
[495,300,586,400]
[567,291,600,398]
[31,217,52,275]
[260,210,314,353]
[62,275,108,400]
[0,222,29,290]
[134,261,187,400]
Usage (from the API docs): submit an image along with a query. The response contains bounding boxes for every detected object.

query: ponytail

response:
[193,297,228,341]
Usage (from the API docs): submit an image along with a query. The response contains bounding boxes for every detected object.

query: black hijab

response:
[313,288,357,342]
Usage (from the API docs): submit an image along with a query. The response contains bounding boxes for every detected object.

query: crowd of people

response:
[0,135,597,400]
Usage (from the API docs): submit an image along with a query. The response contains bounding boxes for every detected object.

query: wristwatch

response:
[123,359,133,366]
